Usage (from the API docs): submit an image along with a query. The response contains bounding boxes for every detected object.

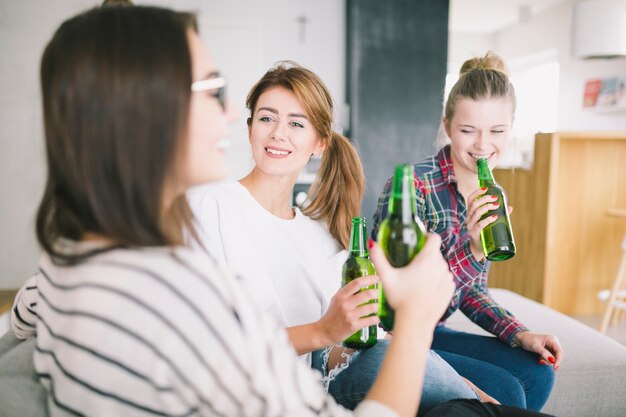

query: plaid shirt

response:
[372,145,528,346]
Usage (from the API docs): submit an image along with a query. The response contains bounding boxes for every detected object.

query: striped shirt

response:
[10,243,396,417]
[372,145,528,346]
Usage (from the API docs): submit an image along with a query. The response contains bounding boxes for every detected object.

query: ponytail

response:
[302,132,365,249]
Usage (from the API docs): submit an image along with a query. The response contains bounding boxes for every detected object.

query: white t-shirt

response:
[188,181,347,331]
[11,244,395,417]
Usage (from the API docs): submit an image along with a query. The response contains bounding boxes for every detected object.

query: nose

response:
[271,123,287,142]
[475,131,489,150]
[224,100,239,124]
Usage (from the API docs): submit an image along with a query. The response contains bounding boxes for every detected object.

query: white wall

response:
[0,0,345,289]
[449,1,626,131]
[494,0,626,131]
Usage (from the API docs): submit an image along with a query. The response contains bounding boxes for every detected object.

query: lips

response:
[469,152,495,161]
[265,146,291,157]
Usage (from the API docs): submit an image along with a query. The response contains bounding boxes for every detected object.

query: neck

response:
[239,167,298,219]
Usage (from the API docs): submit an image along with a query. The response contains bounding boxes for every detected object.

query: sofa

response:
[1,289,626,417]
[446,289,626,417]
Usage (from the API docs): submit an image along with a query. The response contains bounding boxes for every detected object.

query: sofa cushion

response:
[445,288,626,417]
[0,330,46,417]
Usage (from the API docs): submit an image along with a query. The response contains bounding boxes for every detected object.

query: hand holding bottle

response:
[316,275,380,345]
[465,187,501,261]
[369,233,454,330]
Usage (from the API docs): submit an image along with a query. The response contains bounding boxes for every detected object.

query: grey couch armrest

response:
[0,330,46,417]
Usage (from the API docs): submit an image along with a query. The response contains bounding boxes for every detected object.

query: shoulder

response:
[412,152,442,179]
[187,180,241,209]
[295,210,344,252]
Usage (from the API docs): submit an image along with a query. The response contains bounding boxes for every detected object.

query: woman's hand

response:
[465,188,513,261]
[514,331,564,371]
[369,233,454,330]
[315,275,380,345]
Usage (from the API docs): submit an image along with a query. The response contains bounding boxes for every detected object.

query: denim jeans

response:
[432,327,555,411]
[311,340,478,416]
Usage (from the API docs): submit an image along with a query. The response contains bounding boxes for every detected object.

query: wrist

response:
[311,319,334,348]
[392,306,436,344]
[469,241,485,262]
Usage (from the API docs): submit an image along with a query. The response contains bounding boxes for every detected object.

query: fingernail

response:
[548,357,555,364]
[493,203,500,207]
[481,187,487,191]
[554,365,559,371]
[538,359,547,365]
[491,214,498,219]
[368,239,374,250]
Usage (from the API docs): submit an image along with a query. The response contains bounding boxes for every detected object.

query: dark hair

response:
[101,0,134,7]
[245,62,365,249]
[444,51,516,122]
[37,6,198,263]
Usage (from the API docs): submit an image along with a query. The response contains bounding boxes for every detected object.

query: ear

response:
[442,117,451,138]
[312,138,326,156]
[247,118,252,143]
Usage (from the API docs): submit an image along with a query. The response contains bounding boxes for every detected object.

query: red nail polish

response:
[548,357,555,364]
[481,187,487,191]
[493,203,500,207]
[491,214,498,219]
[368,239,374,250]
[554,365,559,371]
[538,360,547,365]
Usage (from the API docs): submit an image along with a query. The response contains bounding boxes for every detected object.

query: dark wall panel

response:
[347,0,449,220]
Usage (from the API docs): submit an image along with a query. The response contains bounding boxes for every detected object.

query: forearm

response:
[460,286,528,346]
[285,322,333,355]
[365,311,432,417]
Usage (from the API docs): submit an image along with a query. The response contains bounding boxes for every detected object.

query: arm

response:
[10,273,39,339]
[459,281,528,346]
[367,234,454,417]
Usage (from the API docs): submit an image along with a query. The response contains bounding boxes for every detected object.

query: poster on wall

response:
[583,76,626,111]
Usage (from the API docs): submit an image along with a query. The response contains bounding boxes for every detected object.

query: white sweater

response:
[188,181,347,331]
[11,244,395,417]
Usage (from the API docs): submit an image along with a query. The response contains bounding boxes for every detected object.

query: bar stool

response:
[598,208,626,333]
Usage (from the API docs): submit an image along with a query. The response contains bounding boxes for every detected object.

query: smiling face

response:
[183,30,237,189]
[248,86,325,178]
[444,96,513,178]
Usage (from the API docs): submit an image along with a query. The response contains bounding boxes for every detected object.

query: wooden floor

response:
[0,290,18,315]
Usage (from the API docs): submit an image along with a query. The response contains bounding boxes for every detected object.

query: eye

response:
[491,130,504,134]
[460,129,473,134]
[259,116,273,123]
[290,121,305,128]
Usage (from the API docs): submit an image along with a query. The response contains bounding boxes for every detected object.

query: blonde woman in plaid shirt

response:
[372,52,563,412]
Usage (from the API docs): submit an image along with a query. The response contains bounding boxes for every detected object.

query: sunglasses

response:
[191,76,227,112]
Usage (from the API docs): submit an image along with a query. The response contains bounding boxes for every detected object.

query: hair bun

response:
[459,51,508,76]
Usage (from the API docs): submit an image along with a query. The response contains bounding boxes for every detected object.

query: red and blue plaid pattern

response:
[372,145,528,346]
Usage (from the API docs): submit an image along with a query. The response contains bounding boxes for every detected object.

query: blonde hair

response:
[246,62,364,249]
[444,51,516,123]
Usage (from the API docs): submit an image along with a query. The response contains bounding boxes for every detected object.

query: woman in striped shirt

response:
[8,5,456,417]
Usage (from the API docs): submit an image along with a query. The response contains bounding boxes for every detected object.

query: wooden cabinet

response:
[489,132,626,315]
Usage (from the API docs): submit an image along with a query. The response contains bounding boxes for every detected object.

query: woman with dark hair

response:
[8,5,457,417]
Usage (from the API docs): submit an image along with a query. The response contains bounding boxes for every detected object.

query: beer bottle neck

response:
[388,164,417,223]
[349,217,369,257]
[477,158,496,187]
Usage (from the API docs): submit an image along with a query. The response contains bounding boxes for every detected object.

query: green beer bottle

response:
[477,158,516,261]
[377,164,427,331]
[341,217,378,349]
